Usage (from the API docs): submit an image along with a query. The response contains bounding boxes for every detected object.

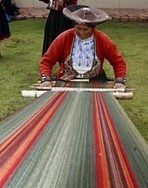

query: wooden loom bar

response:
[22,89,133,100]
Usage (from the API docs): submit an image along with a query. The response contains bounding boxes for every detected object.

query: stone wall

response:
[13,0,148,9]
[12,0,47,8]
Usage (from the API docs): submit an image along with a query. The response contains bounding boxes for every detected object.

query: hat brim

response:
[63,5,109,25]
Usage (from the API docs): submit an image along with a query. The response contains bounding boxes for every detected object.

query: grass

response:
[0,19,148,141]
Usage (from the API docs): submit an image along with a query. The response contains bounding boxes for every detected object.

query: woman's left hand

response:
[114,83,126,91]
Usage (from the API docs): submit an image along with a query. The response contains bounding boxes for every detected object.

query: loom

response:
[22,79,134,99]
[0,81,148,187]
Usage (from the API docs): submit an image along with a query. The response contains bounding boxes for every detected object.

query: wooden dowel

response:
[113,92,133,100]
[21,90,47,97]
[51,87,126,92]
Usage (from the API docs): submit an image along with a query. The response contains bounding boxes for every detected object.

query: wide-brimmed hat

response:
[63,5,108,25]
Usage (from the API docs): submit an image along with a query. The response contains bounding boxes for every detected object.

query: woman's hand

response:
[114,83,126,91]
[39,81,52,88]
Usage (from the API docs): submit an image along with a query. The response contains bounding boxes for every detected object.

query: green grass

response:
[0,20,148,141]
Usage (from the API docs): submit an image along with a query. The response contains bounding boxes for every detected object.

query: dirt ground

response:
[16,7,148,22]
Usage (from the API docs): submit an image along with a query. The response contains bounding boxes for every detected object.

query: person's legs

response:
[0,5,10,40]
[3,0,13,16]
[59,14,74,33]
[3,0,19,16]
[0,4,11,56]
[42,10,65,55]
[42,10,57,55]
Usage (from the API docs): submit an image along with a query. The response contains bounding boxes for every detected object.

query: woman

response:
[39,5,126,89]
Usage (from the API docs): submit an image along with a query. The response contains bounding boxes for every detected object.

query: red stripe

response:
[93,92,138,188]
[0,92,68,187]
[93,93,111,188]
[99,93,138,188]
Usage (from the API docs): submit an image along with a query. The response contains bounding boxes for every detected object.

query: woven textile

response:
[0,82,148,187]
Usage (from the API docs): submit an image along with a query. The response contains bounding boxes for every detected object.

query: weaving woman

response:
[39,5,127,90]
[39,0,77,55]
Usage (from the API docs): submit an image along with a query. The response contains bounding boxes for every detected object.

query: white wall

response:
[79,0,148,8]
[13,0,148,9]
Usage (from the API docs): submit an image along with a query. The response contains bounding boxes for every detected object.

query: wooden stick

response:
[51,87,126,92]
[21,90,47,97]
[21,90,133,100]
[70,79,90,82]
[113,92,133,100]
[21,89,133,100]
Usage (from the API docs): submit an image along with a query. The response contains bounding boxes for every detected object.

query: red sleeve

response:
[39,30,73,76]
[39,39,62,76]
[105,41,126,78]
[99,32,126,78]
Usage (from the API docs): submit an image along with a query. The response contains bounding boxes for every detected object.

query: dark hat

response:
[63,5,108,25]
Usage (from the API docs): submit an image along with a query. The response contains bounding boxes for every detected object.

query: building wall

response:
[79,0,148,8]
[13,0,148,9]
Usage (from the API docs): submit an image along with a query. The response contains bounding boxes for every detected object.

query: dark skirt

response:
[0,4,10,41]
[42,9,73,55]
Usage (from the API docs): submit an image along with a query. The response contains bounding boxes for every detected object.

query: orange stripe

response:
[97,92,124,187]
[93,93,111,188]
[0,92,62,152]
[99,93,138,188]
[0,93,65,152]
[0,92,68,187]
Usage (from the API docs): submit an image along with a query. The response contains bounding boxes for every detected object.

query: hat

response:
[63,5,108,25]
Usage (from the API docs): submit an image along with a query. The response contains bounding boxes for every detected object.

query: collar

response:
[75,34,94,43]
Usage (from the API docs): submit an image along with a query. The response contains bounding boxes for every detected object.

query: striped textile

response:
[0,82,148,187]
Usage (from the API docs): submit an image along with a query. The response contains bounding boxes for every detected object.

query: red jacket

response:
[40,28,126,79]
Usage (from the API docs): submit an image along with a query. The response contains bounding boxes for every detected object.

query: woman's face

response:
[74,24,93,40]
